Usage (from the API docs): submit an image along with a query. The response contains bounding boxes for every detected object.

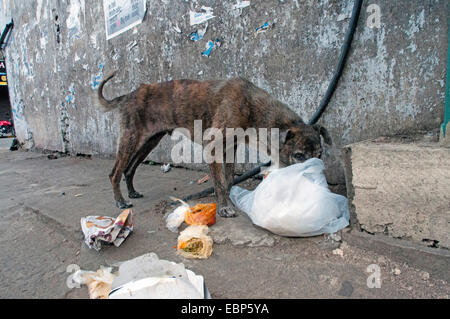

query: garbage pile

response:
[166,198,216,259]
[72,158,351,299]
[76,199,214,298]
[79,197,218,259]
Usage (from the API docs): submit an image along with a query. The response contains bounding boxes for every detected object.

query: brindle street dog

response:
[98,72,331,217]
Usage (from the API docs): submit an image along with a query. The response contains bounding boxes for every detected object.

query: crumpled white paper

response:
[80,209,134,251]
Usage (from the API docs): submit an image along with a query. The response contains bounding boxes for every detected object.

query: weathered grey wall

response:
[2,0,449,163]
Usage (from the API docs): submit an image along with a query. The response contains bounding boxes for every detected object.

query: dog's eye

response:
[294,152,306,161]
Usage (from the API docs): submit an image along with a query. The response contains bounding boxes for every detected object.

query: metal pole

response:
[441,16,450,139]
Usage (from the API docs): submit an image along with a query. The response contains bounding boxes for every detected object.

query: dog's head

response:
[278,124,332,165]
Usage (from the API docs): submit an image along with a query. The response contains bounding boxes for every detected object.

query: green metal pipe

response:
[442,16,450,137]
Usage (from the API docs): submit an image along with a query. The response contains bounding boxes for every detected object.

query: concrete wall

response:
[2,1,449,163]
[343,138,450,249]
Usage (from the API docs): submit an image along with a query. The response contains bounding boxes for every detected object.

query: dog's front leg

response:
[209,162,237,218]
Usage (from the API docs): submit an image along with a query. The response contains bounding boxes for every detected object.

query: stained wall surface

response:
[1,0,448,162]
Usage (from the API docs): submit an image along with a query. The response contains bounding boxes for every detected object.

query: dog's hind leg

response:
[124,132,166,199]
[110,134,139,209]
[124,146,147,199]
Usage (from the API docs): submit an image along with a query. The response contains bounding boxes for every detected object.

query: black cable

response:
[181,161,271,203]
[308,0,363,125]
[0,20,14,48]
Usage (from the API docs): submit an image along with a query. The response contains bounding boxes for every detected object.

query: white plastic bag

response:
[230,158,350,237]
[165,205,189,232]
[108,253,207,299]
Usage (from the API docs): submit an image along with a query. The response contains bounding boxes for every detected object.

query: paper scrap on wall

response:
[103,0,147,40]
[190,6,215,26]
[232,1,251,10]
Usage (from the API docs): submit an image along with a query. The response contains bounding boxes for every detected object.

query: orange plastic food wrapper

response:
[184,203,216,226]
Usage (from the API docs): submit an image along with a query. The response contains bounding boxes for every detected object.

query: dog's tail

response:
[97,71,119,112]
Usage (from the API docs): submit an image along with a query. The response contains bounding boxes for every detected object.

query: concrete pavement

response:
[0,138,448,298]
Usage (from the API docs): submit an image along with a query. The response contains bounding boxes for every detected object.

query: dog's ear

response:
[313,124,332,145]
[280,129,295,144]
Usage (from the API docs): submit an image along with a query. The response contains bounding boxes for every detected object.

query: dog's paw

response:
[128,191,143,199]
[218,206,238,218]
[116,201,133,209]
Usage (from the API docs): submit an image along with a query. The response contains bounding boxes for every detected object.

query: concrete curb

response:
[343,230,450,282]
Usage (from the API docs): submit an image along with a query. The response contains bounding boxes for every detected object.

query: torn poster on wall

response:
[103,0,147,40]
[0,59,7,86]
